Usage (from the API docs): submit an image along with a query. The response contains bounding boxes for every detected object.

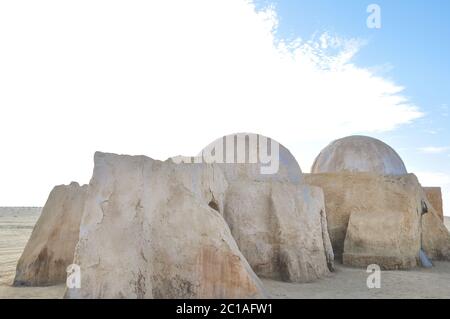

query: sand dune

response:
[1,208,450,299]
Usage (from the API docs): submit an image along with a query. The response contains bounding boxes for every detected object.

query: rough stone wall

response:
[18,148,335,296]
[304,173,359,259]
[305,173,422,269]
[421,191,450,261]
[223,181,334,282]
[65,152,265,299]
[423,187,444,221]
[14,182,87,286]
[305,173,450,269]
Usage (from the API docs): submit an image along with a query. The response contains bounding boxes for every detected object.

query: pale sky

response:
[0,0,448,215]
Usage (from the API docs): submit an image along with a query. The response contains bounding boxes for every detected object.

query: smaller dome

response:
[200,133,303,184]
[311,136,407,176]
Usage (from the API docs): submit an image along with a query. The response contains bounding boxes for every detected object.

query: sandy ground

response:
[0,208,449,299]
[0,208,40,286]
[0,207,66,298]
[263,262,450,299]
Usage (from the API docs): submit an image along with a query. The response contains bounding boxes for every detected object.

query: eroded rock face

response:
[66,152,265,299]
[14,182,87,286]
[223,181,334,282]
[311,136,407,176]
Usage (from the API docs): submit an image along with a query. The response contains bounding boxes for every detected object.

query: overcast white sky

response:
[0,0,447,214]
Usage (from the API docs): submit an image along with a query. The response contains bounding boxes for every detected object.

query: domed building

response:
[171,133,335,282]
[311,135,407,176]
[194,133,335,280]
[199,133,303,184]
[305,135,450,270]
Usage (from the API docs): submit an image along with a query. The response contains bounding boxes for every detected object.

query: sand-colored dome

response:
[311,136,407,175]
[200,133,302,184]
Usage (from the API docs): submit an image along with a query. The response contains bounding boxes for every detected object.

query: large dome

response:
[200,133,302,184]
[311,136,407,175]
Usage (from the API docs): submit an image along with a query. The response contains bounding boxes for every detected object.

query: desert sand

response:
[1,208,450,299]
[0,208,40,286]
[263,261,450,299]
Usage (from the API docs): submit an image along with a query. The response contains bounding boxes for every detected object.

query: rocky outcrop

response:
[66,152,265,299]
[14,182,87,286]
